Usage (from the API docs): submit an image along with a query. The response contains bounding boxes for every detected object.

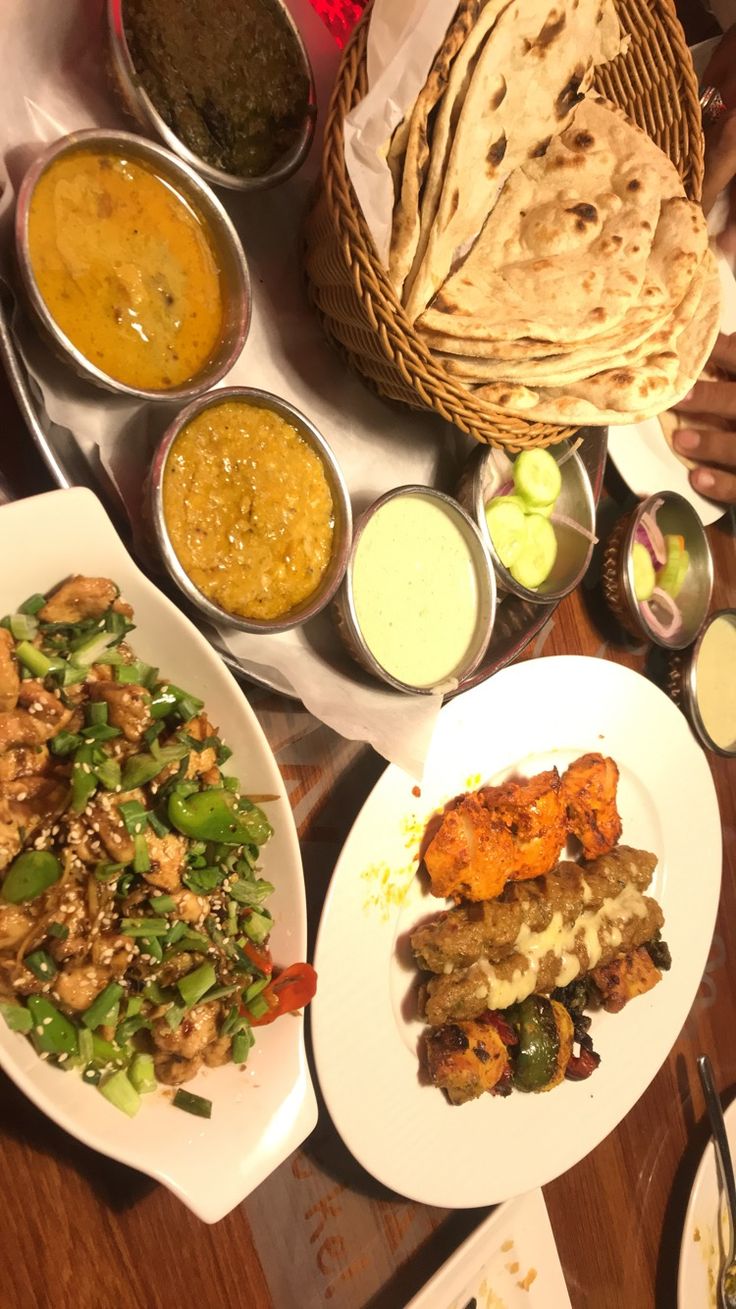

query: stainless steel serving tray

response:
[0,273,607,702]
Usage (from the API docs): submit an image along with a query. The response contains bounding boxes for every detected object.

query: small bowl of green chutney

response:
[107,0,317,191]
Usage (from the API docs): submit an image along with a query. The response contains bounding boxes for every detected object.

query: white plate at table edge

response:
[405,1188,572,1308]
[312,656,722,1209]
[678,1095,736,1309]
[608,250,736,528]
[0,486,317,1223]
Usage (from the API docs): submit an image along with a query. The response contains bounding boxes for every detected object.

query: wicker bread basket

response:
[304,0,705,449]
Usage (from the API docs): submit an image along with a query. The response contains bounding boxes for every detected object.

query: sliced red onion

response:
[491,479,514,499]
[555,436,584,468]
[637,513,666,567]
[640,586,682,640]
[550,512,598,544]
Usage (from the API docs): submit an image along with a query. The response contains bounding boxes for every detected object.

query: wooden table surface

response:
[0,2,733,1307]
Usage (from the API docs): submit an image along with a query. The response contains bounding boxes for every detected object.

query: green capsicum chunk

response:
[2,850,62,903]
[168,788,262,845]
[27,996,78,1057]
[506,995,559,1092]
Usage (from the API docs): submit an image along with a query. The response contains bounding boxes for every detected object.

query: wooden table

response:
[0,3,734,1307]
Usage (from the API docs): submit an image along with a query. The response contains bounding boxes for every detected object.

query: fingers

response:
[702,111,736,215]
[689,464,736,504]
[703,25,736,109]
[676,379,736,419]
[710,332,736,373]
[674,425,736,469]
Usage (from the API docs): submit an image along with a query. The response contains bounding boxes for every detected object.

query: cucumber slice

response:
[485,496,528,568]
[631,542,656,602]
[656,535,689,598]
[509,514,557,590]
[513,449,562,508]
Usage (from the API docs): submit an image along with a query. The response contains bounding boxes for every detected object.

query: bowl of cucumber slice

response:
[458,442,596,603]
[602,491,713,651]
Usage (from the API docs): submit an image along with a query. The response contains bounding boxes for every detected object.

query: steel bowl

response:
[332,485,496,695]
[602,491,713,650]
[107,0,317,192]
[456,440,596,603]
[666,609,736,756]
[15,128,250,403]
[150,386,352,634]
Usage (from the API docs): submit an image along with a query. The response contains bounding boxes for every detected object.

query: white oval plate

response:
[608,250,736,528]
[678,1097,736,1309]
[311,656,722,1208]
[0,488,317,1223]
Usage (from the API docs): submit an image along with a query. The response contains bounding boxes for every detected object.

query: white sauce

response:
[352,495,481,688]
[696,614,736,751]
[478,881,649,1010]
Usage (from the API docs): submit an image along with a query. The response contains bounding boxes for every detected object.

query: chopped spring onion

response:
[92,1034,126,1067]
[15,641,62,679]
[177,962,217,1008]
[126,996,144,1018]
[95,757,121,791]
[47,921,69,941]
[216,743,233,766]
[95,861,126,883]
[99,1070,140,1118]
[243,977,269,1003]
[165,920,188,947]
[229,877,275,908]
[200,984,238,1005]
[82,1067,102,1086]
[120,917,170,938]
[69,630,121,669]
[49,730,83,757]
[232,1030,253,1064]
[28,996,78,1056]
[81,723,122,743]
[104,610,131,637]
[78,1027,94,1065]
[2,850,61,904]
[173,1088,212,1119]
[246,993,271,1020]
[81,981,125,1030]
[183,866,225,895]
[149,894,176,913]
[85,701,109,727]
[146,810,170,839]
[142,721,166,748]
[24,950,58,982]
[71,744,99,813]
[121,744,188,790]
[129,1052,157,1094]
[149,687,179,719]
[19,592,46,615]
[0,1002,33,1034]
[143,980,172,1005]
[9,612,38,641]
[116,1013,149,1043]
[139,935,163,963]
[116,872,137,898]
[133,833,150,874]
[164,1002,187,1031]
[118,799,149,835]
[242,909,272,945]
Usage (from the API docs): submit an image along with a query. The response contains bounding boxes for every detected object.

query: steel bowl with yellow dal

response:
[154,389,352,632]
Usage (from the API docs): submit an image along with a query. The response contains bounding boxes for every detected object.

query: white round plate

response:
[0,488,317,1223]
[312,656,722,1208]
[608,251,736,528]
[678,1097,736,1309]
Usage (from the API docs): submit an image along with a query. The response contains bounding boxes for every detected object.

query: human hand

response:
[702,26,736,251]
[674,333,736,502]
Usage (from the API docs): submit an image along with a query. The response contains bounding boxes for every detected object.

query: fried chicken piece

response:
[152,1052,203,1086]
[0,775,69,870]
[478,770,567,882]
[590,945,662,1013]
[54,964,110,1011]
[81,788,147,864]
[0,902,34,950]
[0,709,47,753]
[143,831,186,892]
[17,680,75,740]
[424,769,565,901]
[151,1002,219,1060]
[561,754,622,859]
[89,682,152,743]
[0,629,19,712]
[38,576,132,623]
[0,743,49,783]
[424,1019,510,1105]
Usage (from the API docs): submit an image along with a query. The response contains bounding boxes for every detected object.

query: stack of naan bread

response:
[386,0,721,426]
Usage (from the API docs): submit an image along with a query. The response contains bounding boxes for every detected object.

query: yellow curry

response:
[27,149,224,390]
[163,400,335,621]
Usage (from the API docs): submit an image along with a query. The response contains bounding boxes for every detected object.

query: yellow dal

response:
[27,149,224,390]
[163,400,335,620]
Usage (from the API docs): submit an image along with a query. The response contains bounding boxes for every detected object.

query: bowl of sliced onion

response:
[602,491,713,650]
[457,442,597,603]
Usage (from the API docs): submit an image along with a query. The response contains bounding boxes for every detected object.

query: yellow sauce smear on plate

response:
[27,149,224,390]
[163,400,335,620]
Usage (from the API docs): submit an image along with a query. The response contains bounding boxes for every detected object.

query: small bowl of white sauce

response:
[333,485,496,694]
[668,609,736,756]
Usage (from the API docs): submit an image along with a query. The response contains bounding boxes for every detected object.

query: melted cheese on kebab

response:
[418,846,662,1022]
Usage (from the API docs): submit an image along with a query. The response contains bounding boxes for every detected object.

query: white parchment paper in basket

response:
[0,0,475,777]
[344,0,459,263]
